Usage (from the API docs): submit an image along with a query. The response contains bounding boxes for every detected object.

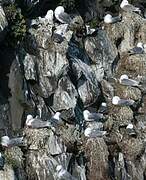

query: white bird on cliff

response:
[112,96,135,106]
[83,110,104,122]
[45,9,54,24]
[54,6,72,24]
[119,74,140,87]
[128,42,144,54]
[0,153,5,171]
[98,102,108,114]
[25,112,62,129]
[126,123,136,136]
[104,14,121,24]
[120,0,141,13]
[55,165,77,180]
[84,127,107,138]
[1,136,24,148]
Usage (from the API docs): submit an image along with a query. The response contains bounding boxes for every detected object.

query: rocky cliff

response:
[0,0,146,180]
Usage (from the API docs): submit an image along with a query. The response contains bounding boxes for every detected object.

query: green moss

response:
[4,4,27,47]
[5,153,20,168]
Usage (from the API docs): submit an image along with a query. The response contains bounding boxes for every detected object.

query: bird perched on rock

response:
[54,6,72,24]
[104,14,121,24]
[119,74,140,87]
[128,42,145,54]
[45,9,54,24]
[126,123,136,136]
[98,102,108,114]
[55,165,77,180]
[83,110,104,122]
[112,96,135,106]
[84,127,107,138]
[1,136,24,148]
[120,0,141,13]
[25,115,51,128]
[0,153,5,171]
[26,112,62,129]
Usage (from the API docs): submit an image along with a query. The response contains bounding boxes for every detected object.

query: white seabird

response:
[26,114,51,129]
[119,74,140,87]
[83,110,104,122]
[98,102,108,114]
[45,9,54,24]
[55,165,77,180]
[86,25,97,35]
[120,0,141,13]
[0,153,5,170]
[128,42,144,54]
[104,14,121,24]
[54,6,72,24]
[1,136,24,148]
[26,112,62,129]
[126,123,136,136]
[84,127,106,138]
[112,96,135,106]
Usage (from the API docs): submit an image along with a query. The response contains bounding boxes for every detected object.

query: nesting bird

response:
[1,136,24,148]
[45,9,54,24]
[120,0,141,13]
[112,96,135,106]
[119,74,140,87]
[128,42,144,54]
[104,14,121,24]
[126,123,136,136]
[98,102,108,114]
[26,112,62,129]
[55,165,77,180]
[54,6,72,24]
[0,153,5,171]
[83,110,104,122]
[84,127,107,138]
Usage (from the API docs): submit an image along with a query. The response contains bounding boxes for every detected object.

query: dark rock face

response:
[1,0,146,180]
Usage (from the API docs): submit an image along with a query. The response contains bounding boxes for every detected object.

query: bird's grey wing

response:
[9,137,23,146]
[88,113,103,121]
[123,4,140,12]
[129,47,143,54]
[58,12,72,24]
[118,99,134,106]
[112,16,122,23]
[90,129,106,138]
[31,118,50,128]
[121,79,138,86]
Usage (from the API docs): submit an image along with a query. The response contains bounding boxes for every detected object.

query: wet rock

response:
[0,6,8,43]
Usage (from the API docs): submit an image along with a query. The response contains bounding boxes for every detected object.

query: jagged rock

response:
[85,30,118,80]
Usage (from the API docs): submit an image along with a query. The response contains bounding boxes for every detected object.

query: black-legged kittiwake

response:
[104,14,121,24]
[84,127,107,138]
[0,153,5,171]
[112,96,135,106]
[83,110,104,122]
[45,9,54,24]
[119,74,140,87]
[128,42,144,54]
[1,136,24,148]
[126,123,136,136]
[54,6,72,24]
[25,114,51,129]
[98,102,108,114]
[55,165,77,180]
[120,0,141,13]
